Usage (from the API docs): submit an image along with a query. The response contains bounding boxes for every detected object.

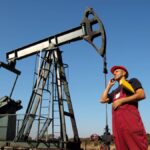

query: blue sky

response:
[0,0,150,138]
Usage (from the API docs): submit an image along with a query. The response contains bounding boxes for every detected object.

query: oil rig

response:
[0,8,107,150]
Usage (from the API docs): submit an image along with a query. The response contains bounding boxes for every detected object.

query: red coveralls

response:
[110,83,148,150]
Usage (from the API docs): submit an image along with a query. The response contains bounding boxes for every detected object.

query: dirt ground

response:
[81,143,150,150]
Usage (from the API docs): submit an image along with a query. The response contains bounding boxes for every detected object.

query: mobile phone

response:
[110,78,115,83]
[111,78,115,82]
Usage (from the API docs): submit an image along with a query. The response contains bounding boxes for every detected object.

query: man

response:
[100,65,148,150]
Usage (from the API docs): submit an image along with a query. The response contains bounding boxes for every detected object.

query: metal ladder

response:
[15,50,53,141]
[34,51,52,140]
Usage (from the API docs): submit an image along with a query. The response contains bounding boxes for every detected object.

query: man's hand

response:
[112,99,123,110]
[108,78,116,87]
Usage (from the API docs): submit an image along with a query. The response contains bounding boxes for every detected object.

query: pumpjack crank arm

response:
[7,8,106,64]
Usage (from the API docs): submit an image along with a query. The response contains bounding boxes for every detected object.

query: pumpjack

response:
[0,8,109,150]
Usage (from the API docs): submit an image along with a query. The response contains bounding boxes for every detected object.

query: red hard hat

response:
[110,65,128,78]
